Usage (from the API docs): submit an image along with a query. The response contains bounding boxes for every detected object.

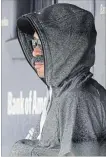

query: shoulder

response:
[60,78,106,106]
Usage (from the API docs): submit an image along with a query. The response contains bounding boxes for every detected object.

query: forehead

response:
[33,31,39,39]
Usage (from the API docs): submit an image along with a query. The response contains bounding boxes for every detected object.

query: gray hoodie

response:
[10,3,106,156]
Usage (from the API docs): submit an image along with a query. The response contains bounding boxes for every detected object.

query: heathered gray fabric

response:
[10,3,106,156]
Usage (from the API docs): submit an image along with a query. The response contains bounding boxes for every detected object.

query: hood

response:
[16,3,97,88]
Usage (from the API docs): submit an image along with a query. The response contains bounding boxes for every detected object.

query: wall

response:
[1,0,53,156]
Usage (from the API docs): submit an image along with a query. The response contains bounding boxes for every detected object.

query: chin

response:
[37,72,44,78]
[38,74,44,78]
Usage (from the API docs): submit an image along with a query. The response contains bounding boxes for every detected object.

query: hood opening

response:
[16,14,50,88]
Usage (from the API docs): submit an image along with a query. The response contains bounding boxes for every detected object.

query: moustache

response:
[31,55,44,66]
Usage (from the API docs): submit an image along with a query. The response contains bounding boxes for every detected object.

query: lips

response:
[34,62,44,68]
[31,55,44,67]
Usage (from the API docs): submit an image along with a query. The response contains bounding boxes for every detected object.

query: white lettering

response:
[100,4,106,15]
[1,17,9,26]
[7,90,48,115]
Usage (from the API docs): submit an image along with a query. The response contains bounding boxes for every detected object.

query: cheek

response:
[40,66,44,71]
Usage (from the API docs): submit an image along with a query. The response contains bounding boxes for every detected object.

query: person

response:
[10,3,106,156]
[32,31,44,78]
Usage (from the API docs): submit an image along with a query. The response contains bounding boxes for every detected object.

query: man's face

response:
[32,31,44,78]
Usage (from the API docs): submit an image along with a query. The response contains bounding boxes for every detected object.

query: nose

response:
[32,47,42,57]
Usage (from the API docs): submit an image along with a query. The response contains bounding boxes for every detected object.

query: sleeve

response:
[9,139,39,156]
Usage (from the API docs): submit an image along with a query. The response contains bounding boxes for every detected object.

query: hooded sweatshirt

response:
[10,3,106,156]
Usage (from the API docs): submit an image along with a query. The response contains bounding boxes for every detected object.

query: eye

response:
[37,39,41,45]
[37,39,42,48]
[31,40,38,49]
[32,40,36,46]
